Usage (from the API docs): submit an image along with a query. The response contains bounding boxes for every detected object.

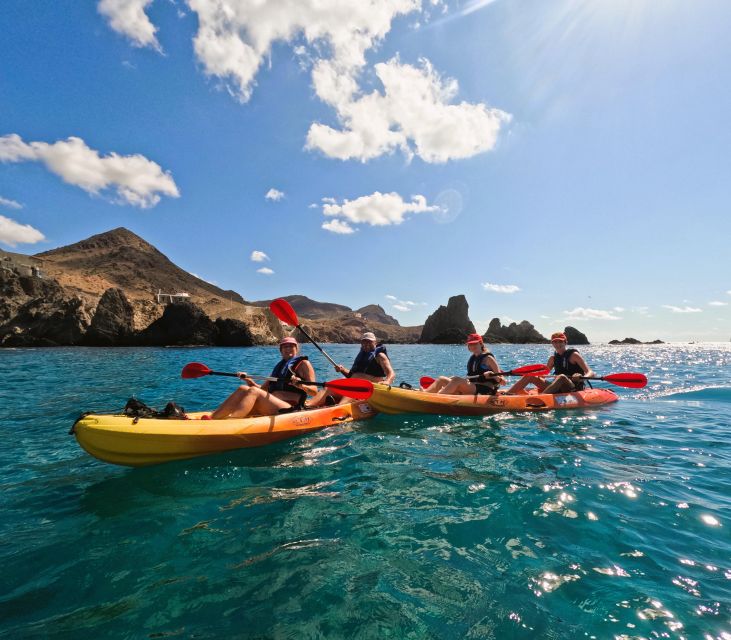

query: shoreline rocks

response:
[564,326,589,345]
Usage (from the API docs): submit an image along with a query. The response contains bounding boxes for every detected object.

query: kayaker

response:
[423,333,505,395]
[210,336,317,419]
[308,331,395,406]
[507,331,595,394]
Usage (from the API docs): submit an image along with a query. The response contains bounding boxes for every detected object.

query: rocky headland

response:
[1,227,610,348]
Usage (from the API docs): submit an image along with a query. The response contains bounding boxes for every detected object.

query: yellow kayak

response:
[71,401,376,467]
[369,383,618,416]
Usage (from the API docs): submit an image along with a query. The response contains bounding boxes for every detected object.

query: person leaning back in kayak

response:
[210,336,317,419]
[308,332,395,406]
[507,332,595,395]
[423,333,505,395]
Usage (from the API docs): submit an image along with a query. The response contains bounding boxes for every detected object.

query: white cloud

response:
[563,307,622,321]
[106,1,509,163]
[663,305,702,313]
[0,196,23,210]
[186,0,420,103]
[308,203,318,209]
[0,134,179,208]
[0,215,45,247]
[385,295,425,312]
[321,191,437,233]
[250,250,269,262]
[265,188,285,201]
[613,306,625,312]
[540,314,550,319]
[482,282,520,294]
[708,300,728,307]
[322,219,356,234]
[307,56,510,163]
[256,267,274,275]
[98,0,161,51]
[727,290,731,296]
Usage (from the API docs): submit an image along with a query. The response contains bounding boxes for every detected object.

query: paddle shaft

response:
[202,369,336,389]
[294,324,339,368]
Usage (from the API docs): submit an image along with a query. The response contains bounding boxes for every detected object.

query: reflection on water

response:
[0,343,729,638]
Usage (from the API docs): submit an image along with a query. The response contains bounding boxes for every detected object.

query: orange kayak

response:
[368,383,618,416]
[71,401,376,467]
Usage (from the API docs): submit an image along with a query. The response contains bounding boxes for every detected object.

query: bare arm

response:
[571,353,594,378]
[291,360,318,396]
[377,353,396,385]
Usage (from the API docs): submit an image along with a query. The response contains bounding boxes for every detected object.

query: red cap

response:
[466,333,483,345]
[550,332,567,343]
[279,336,298,346]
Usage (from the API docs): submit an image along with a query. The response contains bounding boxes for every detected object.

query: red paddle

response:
[419,363,549,389]
[181,362,373,400]
[572,372,647,388]
[269,298,339,368]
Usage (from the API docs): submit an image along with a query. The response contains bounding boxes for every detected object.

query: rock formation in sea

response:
[84,288,136,346]
[609,337,665,345]
[563,326,589,345]
[483,318,549,344]
[419,295,476,343]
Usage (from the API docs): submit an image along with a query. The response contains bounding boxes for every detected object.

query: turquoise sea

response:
[1,344,730,639]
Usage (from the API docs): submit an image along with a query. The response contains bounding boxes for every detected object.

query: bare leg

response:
[507,375,549,395]
[423,376,451,393]
[543,375,574,394]
[439,377,478,395]
[211,386,291,419]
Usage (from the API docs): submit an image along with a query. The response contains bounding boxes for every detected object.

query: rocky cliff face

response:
[483,318,549,344]
[0,269,93,346]
[564,326,589,345]
[84,288,136,346]
[419,295,476,344]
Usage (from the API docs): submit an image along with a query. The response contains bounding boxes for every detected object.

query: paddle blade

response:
[601,372,648,388]
[510,363,551,376]
[420,376,436,388]
[269,298,299,327]
[182,362,212,379]
[323,378,374,400]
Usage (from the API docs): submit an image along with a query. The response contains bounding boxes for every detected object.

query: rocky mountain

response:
[36,227,244,304]
[420,295,476,343]
[250,295,351,319]
[354,304,399,326]
[483,318,549,344]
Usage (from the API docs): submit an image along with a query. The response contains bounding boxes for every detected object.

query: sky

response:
[1,0,730,342]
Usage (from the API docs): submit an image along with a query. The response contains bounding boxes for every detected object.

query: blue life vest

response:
[553,348,585,389]
[349,345,388,378]
[269,355,308,393]
[467,351,498,394]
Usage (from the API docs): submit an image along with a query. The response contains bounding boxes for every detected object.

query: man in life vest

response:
[508,331,594,395]
[423,333,505,395]
[309,332,395,406]
[211,336,317,419]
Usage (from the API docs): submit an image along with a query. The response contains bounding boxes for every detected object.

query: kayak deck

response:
[72,402,376,467]
[369,383,618,416]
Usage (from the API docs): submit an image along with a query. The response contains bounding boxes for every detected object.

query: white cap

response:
[361,332,377,342]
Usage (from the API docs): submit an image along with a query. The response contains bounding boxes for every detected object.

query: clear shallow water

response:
[1,343,730,639]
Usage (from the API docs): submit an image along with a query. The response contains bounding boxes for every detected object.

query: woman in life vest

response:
[507,331,595,394]
[210,336,317,419]
[423,333,505,395]
[309,332,395,406]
